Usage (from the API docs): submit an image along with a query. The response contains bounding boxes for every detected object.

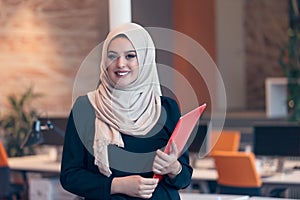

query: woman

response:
[60,22,192,200]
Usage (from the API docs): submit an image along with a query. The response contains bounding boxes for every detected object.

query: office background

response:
[1,1,300,199]
[0,0,289,117]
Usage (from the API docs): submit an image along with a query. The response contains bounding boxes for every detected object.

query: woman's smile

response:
[106,36,139,87]
[115,70,131,77]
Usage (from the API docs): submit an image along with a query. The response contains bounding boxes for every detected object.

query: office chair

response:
[0,141,25,200]
[209,130,241,156]
[211,151,262,196]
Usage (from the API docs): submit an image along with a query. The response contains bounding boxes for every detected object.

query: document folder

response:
[153,103,207,180]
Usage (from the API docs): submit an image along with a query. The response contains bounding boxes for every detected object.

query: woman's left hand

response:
[152,141,182,178]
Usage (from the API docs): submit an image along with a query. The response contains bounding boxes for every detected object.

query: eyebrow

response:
[107,50,136,54]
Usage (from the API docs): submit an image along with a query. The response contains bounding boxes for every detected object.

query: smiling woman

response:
[106,35,139,87]
[60,22,193,200]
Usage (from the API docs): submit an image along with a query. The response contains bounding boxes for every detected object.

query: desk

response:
[250,197,297,200]
[262,171,300,187]
[8,155,300,198]
[180,193,249,200]
[8,155,77,200]
[261,171,300,197]
[8,154,60,174]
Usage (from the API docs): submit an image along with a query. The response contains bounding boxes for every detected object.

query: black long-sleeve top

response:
[60,95,193,200]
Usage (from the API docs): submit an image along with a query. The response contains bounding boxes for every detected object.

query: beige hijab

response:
[87,23,162,177]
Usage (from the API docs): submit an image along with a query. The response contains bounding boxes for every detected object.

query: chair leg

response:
[269,188,287,198]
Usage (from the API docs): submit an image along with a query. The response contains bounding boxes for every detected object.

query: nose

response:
[116,56,126,68]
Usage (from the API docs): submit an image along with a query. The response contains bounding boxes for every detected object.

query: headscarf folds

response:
[87,23,162,176]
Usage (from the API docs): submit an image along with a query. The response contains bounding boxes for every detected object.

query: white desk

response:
[8,154,60,174]
[261,171,300,197]
[250,197,297,200]
[8,155,300,198]
[8,155,77,200]
[262,171,300,186]
[180,193,249,200]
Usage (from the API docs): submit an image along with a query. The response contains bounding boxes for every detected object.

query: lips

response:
[115,70,130,76]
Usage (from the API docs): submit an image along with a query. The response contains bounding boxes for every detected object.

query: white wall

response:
[216,0,246,110]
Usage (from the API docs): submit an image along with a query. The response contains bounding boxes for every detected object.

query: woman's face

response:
[106,36,139,87]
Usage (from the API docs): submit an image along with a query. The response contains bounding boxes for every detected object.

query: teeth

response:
[117,71,129,76]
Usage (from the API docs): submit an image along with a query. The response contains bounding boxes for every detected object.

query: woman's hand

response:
[111,175,158,199]
[152,141,182,179]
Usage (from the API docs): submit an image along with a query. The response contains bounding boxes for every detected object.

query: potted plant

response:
[278,0,300,122]
[0,86,42,157]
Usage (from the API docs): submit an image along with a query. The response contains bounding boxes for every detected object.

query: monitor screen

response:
[39,117,67,146]
[187,122,210,157]
[253,124,300,157]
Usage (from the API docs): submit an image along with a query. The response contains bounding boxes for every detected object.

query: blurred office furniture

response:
[255,123,300,199]
[187,122,212,192]
[212,151,262,196]
[21,118,65,148]
[0,141,25,200]
[191,156,300,197]
[250,197,297,200]
[29,177,77,200]
[179,193,249,200]
[209,130,241,156]
[262,170,300,198]
[9,149,300,198]
[188,122,209,167]
[8,154,60,174]
[253,124,300,173]
[8,154,78,200]
[8,154,77,200]
[10,117,67,199]
[21,117,66,163]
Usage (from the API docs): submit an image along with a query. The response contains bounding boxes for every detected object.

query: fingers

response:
[153,142,179,175]
[138,178,158,199]
[155,141,178,164]
[153,150,172,171]
[141,177,159,186]
[170,141,178,156]
[113,176,158,199]
[152,156,177,175]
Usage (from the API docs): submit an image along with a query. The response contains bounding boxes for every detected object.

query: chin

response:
[113,80,130,88]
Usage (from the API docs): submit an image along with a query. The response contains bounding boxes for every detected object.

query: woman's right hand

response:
[111,175,159,199]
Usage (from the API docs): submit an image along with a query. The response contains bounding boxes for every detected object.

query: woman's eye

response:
[126,54,137,59]
[108,54,117,60]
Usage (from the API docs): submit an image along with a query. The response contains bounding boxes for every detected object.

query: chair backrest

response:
[212,151,262,188]
[0,141,9,167]
[209,130,241,155]
[0,141,11,197]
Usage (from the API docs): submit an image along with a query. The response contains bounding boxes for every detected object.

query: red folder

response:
[153,103,207,180]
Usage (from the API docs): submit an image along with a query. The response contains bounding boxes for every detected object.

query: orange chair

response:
[211,151,262,196]
[209,130,241,156]
[0,141,25,200]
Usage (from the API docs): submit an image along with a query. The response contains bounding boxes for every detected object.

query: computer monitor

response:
[253,123,300,172]
[187,122,210,166]
[253,124,300,157]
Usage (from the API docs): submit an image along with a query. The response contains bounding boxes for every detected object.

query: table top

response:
[180,193,249,200]
[249,197,297,200]
[8,154,60,174]
[8,154,300,187]
[262,170,300,186]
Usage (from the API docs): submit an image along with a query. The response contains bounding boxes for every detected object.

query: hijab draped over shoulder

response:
[87,23,162,177]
